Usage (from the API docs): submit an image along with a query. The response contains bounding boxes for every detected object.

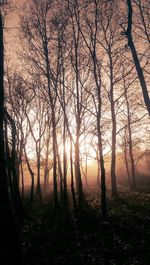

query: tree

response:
[122,72,136,189]
[0,11,22,265]
[124,0,150,115]
[6,72,36,202]
[98,0,124,198]
[21,0,60,206]
[78,0,108,217]
[67,0,84,204]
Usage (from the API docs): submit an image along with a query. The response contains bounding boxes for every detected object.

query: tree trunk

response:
[44,34,58,207]
[96,149,100,186]
[124,134,131,188]
[24,146,34,202]
[52,108,58,207]
[126,0,150,115]
[0,13,22,265]
[109,48,117,198]
[63,118,68,200]
[92,38,107,218]
[124,83,136,189]
[56,140,63,199]
[70,137,77,211]
[97,113,107,219]
[74,131,83,205]
[20,161,24,200]
[9,112,22,219]
[44,135,50,192]
[111,119,117,197]
[36,139,42,202]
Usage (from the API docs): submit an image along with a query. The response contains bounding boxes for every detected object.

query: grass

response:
[21,188,150,265]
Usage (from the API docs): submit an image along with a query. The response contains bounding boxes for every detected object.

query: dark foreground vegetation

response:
[22,188,150,265]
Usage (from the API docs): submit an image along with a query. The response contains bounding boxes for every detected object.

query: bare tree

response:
[78,0,108,217]
[6,72,36,202]
[21,0,60,206]
[123,0,150,115]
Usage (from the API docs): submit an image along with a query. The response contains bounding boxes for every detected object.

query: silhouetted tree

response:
[0,11,22,265]
[124,0,150,115]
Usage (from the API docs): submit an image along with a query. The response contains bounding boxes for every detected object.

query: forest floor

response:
[21,187,150,265]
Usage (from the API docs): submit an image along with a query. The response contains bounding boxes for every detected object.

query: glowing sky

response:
[4,0,25,65]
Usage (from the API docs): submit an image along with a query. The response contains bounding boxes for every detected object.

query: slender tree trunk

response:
[19,138,24,199]
[4,120,14,197]
[20,161,24,200]
[44,135,50,192]
[56,140,63,199]
[92,42,107,218]
[36,151,42,202]
[36,123,42,201]
[83,132,88,187]
[97,113,107,219]
[128,129,136,188]
[52,108,58,207]
[111,119,117,197]
[124,84,136,189]
[81,158,88,187]
[100,149,107,219]
[70,137,77,211]
[96,149,100,186]
[73,10,83,205]
[75,130,83,205]
[44,35,58,207]
[73,37,82,198]
[37,156,41,192]
[84,157,88,187]
[24,146,34,202]
[61,65,68,200]
[109,48,117,198]
[63,118,68,200]
[126,0,150,115]
[124,133,131,188]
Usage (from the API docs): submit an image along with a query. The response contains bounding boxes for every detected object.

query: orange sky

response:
[4,0,25,65]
